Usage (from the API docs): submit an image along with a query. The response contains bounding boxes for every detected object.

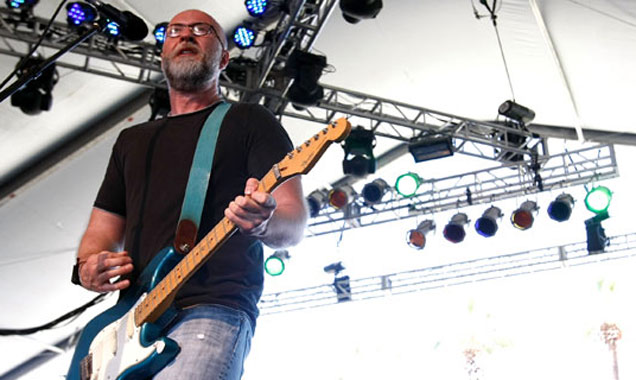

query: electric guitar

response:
[66,118,351,380]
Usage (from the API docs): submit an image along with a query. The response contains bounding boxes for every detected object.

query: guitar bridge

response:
[79,353,92,380]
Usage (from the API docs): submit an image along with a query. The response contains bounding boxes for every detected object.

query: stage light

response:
[245,0,269,17]
[342,127,376,177]
[264,250,289,276]
[285,50,327,109]
[498,100,535,125]
[585,211,609,253]
[153,22,168,46]
[585,186,612,214]
[395,172,422,198]
[475,206,503,238]
[407,220,435,250]
[6,0,38,10]
[511,200,538,230]
[66,2,97,27]
[361,178,389,205]
[443,213,469,243]
[408,136,454,163]
[105,20,121,37]
[233,25,256,49]
[306,188,329,217]
[339,0,383,24]
[548,193,574,222]
[10,56,58,115]
[328,185,356,210]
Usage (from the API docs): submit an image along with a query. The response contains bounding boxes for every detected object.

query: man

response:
[74,9,308,379]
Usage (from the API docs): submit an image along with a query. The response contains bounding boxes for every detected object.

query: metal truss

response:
[0,5,547,163]
[259,231,636,315]
[306,144,618,237]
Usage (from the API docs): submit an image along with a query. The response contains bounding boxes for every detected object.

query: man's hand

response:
[225,178,277,237]
[79,251,133,293]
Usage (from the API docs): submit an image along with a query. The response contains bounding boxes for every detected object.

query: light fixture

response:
[10,56,58,115]
[328,184,356,210]
[498,100,535,125]
[584,185,612,214]
[153,22,168,47]
[264,250,289,276]
[408,136,454,163]
[104,20,121,38]
[361,178,389,205]
[306,188,329,217]
[245,0,269,17]
[342,127,376,177]
[406,220,435,250]
[285,50,327,109]
[6,0,38,10]
[233,25,256,49]
[443,213,469,243]
[511,200,538,230]
[395,172,422,198]
[475,206,503,238]
[339,0,383,24]
[548,193,574,222]
[585,211,609,254]
[66,2,97,27]
[323,261,345,275]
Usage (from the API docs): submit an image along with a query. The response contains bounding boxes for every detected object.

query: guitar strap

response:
[174,101,231,254]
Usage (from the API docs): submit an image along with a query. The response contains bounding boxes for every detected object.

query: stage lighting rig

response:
[342,127,376,177]
[328,184,356,210]
[585,211,609,254]
[548,193,574,222]
[10,55,58,115]
[443,213,469,243]
[498,100,535,125]
[306,188,329,217]
[339,0,383,24]
[361,178,389,205]
[584,185,612,214]
[265,250,290,276]
[395,172,422,198]
[408,136,454,163]
[6,0,38,11]
[407,220,435,250]
[511,200,538,231]
[245,0,291,20]
[475,206,503,238]
[153,22,168,48]
[233,24,257,49]
[285,50,327,109]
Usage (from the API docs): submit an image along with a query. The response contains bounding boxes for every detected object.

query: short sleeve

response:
[94,130,127,217]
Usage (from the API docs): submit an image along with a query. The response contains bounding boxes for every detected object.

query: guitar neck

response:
[134,166,284,326]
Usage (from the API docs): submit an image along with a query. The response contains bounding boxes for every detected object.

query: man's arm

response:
[77,207,133,292]
[225,176,308,249]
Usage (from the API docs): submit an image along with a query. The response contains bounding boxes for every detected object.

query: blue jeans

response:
[153,304,253,380]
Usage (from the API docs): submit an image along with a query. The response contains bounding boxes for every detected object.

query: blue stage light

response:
[245,0,268,17]
[105,21,120,37]
[475,206,503,238]
[233,26,256,49]
[66,2,96,26]
[153,22,168,46]
[6,0,38,9]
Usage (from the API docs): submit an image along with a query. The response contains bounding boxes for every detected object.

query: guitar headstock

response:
[276,118,351,180]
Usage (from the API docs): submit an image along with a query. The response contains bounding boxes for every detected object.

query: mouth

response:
[175,45,200,57]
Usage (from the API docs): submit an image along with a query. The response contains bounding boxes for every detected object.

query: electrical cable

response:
[0,293,108,336]
[0,0,69,91]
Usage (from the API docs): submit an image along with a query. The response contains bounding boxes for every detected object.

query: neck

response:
[168,83,222,116]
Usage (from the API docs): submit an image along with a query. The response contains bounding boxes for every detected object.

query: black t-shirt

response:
[94,102,293,328]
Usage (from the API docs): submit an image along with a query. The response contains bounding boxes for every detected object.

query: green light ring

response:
[395,172,421,198]
[584,186,612,214]
[264,255,285,276]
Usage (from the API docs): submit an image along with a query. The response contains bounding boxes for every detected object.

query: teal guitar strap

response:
[174,102,231,254]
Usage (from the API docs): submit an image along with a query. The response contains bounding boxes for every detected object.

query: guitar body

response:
[67,247,182,380]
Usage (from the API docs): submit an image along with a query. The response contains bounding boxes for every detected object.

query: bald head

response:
[168,9,228,50]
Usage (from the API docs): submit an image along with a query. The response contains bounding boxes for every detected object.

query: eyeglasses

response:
[166,23,225,47]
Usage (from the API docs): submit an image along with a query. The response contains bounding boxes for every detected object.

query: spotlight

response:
[408,136,454,163]
[104,20,121,38]
[245,0,269,17]
[285,50,327,109]
[324,261,345,275]
[233,25,256,49]
[548,193,574,222]
[443,213,469,243]
[10,56,58,115]
[339,0,383,24]
[407,220,435,250]
[66,2,97,27]
[6,0,38,10]
[342,127,376,177]
[153,22,168,47]
[328,184,356,210]
[585,211,609,254]
[475,206,503,238]
[511,200,538,230]
[306,188,329,217]
[361,178,389,205]
[395,172,422,198]
[264,250,289,276]
[584,186,612,214]
[498,100,535,125]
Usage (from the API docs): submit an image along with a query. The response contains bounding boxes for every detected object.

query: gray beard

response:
[162,55,215,92]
